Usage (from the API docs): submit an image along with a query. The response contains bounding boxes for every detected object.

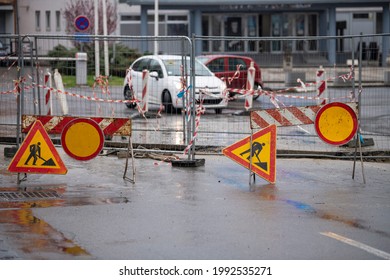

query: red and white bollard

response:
[44,72,52,115]
[53,69,69,115]
[141,69,149,113]
[316,65,327,105]
[245,61,255,110]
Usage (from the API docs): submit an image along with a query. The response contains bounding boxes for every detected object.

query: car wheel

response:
[162,90,176,114]
[124,85,136,109]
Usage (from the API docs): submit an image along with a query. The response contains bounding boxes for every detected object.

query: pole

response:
[94,0,100,77]
[154,0,159,55]
[102,0,109,76]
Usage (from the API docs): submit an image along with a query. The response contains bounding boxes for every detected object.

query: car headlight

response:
[175,81,183,91]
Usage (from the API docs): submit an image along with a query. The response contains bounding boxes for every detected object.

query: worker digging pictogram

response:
[24,141,55,167]
[240,142,267,171]
[223,125,276,184]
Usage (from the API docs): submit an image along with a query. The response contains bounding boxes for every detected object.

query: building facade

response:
[119,0,390,66]
[1,0,389,65]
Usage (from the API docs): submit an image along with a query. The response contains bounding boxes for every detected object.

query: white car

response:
[123,55,227,114]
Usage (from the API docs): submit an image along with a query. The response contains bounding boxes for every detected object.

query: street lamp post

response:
[154,0,158,55]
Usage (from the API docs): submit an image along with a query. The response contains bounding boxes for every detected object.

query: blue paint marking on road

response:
[282,199,317,213]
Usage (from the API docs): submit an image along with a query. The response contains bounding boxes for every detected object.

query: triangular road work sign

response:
[8,120,67,174]
[223,125,276,183]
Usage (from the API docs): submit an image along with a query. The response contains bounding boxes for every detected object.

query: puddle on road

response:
[0,184,131,259]
[0,209,90,259]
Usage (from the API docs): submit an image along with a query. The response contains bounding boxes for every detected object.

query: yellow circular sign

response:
[315,102,358,145]
[61,118,104,160]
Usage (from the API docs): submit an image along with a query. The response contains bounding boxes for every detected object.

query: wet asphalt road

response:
[0,147,389,260]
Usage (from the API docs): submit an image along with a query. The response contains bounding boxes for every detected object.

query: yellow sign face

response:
[315,102,358,145]
[223,125,276,183]
[61,118,104,161]
[8,120,67,174]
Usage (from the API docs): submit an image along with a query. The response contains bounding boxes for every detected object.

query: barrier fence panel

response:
[1,34,389,158]
[0,35,195,154]
[193,34,390,156]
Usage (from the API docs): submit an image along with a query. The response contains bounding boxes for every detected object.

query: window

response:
[228,58,247,71]
[132,59,150,72]
[56,11,61,31]
[353,13,370,19]
[307,14,318,51]
[149,59,163,78]
[147,15,165,22]
[207,58,225,72]
[225,17,244,51]
[167,24,188,36]
[247,15,257,51]
[211,15,222,52]
[121,15,140,21]
[168,15,187,21]
[35,11,41,31]
[202,15,209,52]
[296,14,305,51]
[46,11,51,31]
[167,14,188,36]
[271,14,282,52]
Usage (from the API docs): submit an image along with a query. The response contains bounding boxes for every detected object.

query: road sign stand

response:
[123,126,135,183]
[248,130,256,187]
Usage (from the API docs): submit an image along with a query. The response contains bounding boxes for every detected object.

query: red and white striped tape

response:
[183,90,206,155]
[3,66,356,112]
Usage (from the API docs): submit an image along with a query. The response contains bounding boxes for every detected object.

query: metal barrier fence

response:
[0,34,197,156]
[194,34,390,156]
[1,34,389,158]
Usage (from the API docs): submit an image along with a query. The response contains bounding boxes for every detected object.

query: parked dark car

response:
[197,54,265,99]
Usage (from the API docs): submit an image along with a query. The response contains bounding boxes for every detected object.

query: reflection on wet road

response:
[0,184,130,259]
[0,209,90,259]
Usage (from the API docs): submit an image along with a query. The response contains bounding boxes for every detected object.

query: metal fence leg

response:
[352,130,366,184]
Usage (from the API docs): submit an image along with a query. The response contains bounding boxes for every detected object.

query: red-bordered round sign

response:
[74,15,90,32]
[315,102,358,146]
[61,118,104,161]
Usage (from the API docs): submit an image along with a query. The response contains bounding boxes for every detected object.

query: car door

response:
[131,58,150,100]
[228,57,248,90]
[148,58,165,106]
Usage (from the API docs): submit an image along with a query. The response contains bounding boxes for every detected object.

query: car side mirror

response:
[149,71,159,80]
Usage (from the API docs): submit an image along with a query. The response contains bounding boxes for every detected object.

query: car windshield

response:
[162,58,212,77]
[196,56,208,64]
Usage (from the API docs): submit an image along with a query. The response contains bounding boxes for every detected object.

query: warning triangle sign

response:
[223,125,276,183]
[8,120,67,174]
